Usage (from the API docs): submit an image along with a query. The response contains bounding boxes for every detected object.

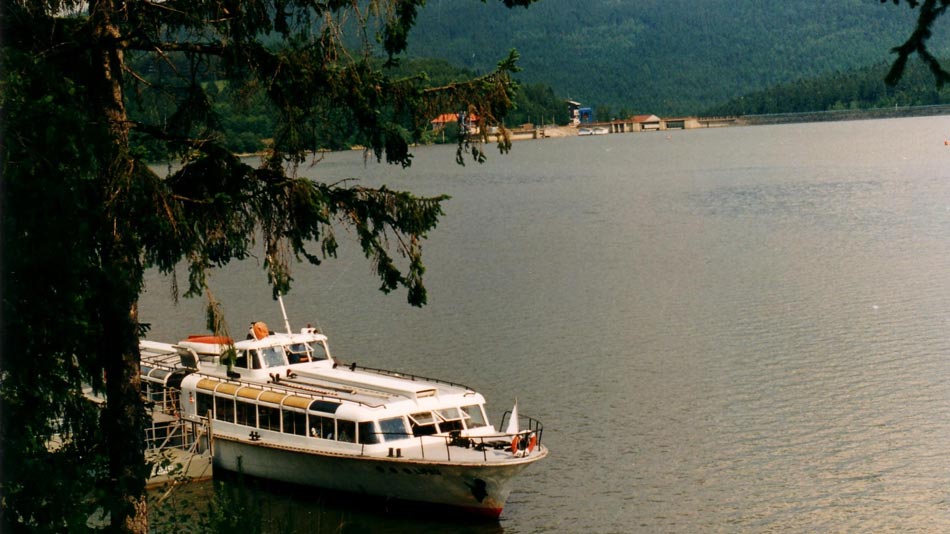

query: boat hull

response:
[212,435,544,517]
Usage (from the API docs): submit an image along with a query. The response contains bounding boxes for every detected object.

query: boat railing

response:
[442,427,544,462]
[342,362,475,392]
[145,388,209,451]
[144,386,181,417]
[143,411,212,488]
[261,376,386,409]
[140,345,184,368]
[499,410,545,439]
[356,422,544,462]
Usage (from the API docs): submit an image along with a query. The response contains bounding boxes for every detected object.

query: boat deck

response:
[141,339,475,409]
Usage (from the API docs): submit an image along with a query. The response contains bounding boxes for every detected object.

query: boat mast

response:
[277,294,293,334]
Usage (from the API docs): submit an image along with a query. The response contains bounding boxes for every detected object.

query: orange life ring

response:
[527,434,538,453]
[510,435,521,454]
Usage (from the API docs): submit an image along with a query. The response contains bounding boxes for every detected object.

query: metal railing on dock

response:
[145,390,213,488]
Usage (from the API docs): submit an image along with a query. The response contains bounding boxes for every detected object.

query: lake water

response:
[142,116,950,532]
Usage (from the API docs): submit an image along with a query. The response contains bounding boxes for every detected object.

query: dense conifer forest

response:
[405,0,950,115]
[126,0,950,159]
[704,59,950,116]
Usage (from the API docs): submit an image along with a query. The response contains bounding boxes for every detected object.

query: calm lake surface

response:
[142,116,950,532]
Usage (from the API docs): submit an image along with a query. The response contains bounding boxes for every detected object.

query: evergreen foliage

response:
[1,1,535,531]
[126,56,570,159]
[885,0,950,87]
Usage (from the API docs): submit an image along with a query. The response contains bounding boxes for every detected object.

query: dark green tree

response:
[1,0,535,531]
[885,0,950,86]
[594,105,613,123]
[506,81,570,126]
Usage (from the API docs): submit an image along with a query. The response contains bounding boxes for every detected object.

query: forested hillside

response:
[125,1,950,159]
[705,59,950,116]
[405,0,950,115]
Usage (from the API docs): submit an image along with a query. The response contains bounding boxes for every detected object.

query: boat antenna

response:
[277,293,293,334]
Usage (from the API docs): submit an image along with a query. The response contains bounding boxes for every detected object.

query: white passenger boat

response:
[139,319,546,518]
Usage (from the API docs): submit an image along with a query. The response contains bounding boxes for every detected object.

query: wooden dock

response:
[145,405,213,490]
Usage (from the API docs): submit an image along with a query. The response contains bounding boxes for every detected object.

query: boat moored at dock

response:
[139,320,546,517]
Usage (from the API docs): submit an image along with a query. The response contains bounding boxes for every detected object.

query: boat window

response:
[461,405,487,428]
[235,400,256,426]
[258,405,280,431]
[286,343,311,364]
[379,417,410,441]
[259,346,286,368]
[311,341,330,361]
[152,384,167,406]
[337,420,356,443]
[283,410,307,436]
[408,412,438,436]
[214,396,234,423]
[234,350,249,369]
[438,407,461,420]
[409,411,436,425]
[309,414,335,440]
[358,421,379,444]
[196,393,214,419]
[436,408,464,433]
[149,368,170,383]
[309,400,341,414]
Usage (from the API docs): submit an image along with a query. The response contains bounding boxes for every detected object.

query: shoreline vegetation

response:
[225,104,950,161]
[128,52,950,162]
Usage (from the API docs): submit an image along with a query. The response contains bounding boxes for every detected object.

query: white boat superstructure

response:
[139,322,546,517]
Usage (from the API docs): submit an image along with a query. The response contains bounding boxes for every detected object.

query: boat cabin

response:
[140,322,543,470]
[169,327,335,378]
[180,374,494,448]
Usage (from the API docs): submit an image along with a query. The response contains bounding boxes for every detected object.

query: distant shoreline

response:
[737,103,950,126]
[216,104,950,162]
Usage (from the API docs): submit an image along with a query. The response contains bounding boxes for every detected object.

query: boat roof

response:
[140,335,482,415]
[184,368,481,417]
[175,329,328,354]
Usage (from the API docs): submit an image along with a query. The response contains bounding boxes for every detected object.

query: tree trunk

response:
[101,293,148,534]
[90,2,149,532]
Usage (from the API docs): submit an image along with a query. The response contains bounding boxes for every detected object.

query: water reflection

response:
[150,477,507,534]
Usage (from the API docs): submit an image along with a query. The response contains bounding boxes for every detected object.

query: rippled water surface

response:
[143,116,950,532]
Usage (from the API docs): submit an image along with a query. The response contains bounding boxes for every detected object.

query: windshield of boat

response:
[258,346,287,368]
[310,340,329,361]
[285,340,330,364]
[286,343,310,364]
[461,404,487,428]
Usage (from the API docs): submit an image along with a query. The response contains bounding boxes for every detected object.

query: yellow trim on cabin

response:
[237,386,263,400]
[259,391,285,404]
[215,383,240,395]
[196,378,219,391]
[282,396,312,409]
